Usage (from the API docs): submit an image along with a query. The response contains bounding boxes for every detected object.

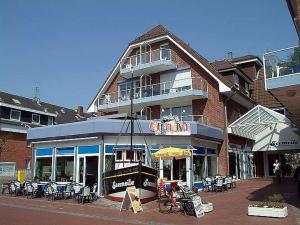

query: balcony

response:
[264,46,300,90]
[264,45,300,127]
[120,48,177,78]
[97,77,208,112]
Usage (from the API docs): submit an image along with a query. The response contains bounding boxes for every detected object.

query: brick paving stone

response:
[0,178,299,225]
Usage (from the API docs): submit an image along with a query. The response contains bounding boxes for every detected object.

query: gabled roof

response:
[211,60,236,71]
[228,105,290,140]
[0,91,92,124]
[88,25,231,112]
[231,55,263,66]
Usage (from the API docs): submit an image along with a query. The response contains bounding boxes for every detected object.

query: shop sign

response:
[112,179,134,190]
[149,117,191,136]
[270,140,298,147]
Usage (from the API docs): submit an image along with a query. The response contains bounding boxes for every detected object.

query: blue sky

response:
[0,0,297,110]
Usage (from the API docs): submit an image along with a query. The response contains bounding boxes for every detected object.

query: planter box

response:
[202,203,213,213]
[248,206,288,218]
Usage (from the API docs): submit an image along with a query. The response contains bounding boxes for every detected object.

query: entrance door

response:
[268,154,279,176]
[77,156,98,187]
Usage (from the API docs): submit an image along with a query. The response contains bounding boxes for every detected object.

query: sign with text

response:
[120,186,143,213]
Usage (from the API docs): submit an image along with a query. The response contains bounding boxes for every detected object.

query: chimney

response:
[77,106,84,116]
[227,52,233,61]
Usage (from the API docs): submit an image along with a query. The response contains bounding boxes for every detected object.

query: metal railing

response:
[264,45,300,79]
[120,48,177,70]
[97,77,208,107]
[180,115,209,125]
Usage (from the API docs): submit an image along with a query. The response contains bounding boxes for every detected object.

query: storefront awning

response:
[228,105,300,152]
[228,105,290,140]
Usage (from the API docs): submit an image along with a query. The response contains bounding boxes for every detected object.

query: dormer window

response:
[48,116,54,125]
[32,113,40,124]
[10,109,21,121]
[245,82,250,96]
[160,44,170,60]
[233,74,239,90]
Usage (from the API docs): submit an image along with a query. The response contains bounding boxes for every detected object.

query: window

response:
[48,116,54,125]
[116,150,123,161]
[36,157,52,181]
[272,108,286,116]
[160,44,170,60]
[161,105,192,121]
[136,51,141,65]
[126,150,134,161]
[10,109,21,121]
[193,155,205,181]
[56,156,74,182]
[245,82,250,96]
[32,114,40,124]
[25,159,31,170]
[207,156,217,176]
[233,74,239,89]
[136,151,145,162]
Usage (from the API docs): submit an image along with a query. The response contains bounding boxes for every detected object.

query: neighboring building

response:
[0,91,91,170]
[27,25,263,197]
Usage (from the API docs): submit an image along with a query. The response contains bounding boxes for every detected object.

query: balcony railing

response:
[120,48,177,70]
[97,77,208,108]
[264,45,300,79]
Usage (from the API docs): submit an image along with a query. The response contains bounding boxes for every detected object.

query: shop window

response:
[56,156,74,182]
[207,156,217,177]
[36,157,52,181]
[193,155,205,181]
[163,160,172,180]
[79,158,84,183]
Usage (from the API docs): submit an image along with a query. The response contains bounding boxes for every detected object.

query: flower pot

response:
[248,206,288,218]
[202,202,213,213]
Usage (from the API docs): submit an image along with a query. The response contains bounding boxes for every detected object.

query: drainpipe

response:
[224,89,236,175]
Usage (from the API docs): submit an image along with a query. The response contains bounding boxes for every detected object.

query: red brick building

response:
[87,25,259,178]
[0,91,91,170]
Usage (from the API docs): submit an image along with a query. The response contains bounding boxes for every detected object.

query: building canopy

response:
[228,105,300,152]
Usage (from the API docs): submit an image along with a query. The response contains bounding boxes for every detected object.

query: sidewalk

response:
[0,178,299,225]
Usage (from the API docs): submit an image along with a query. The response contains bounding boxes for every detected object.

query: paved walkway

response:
[0,178,299,225]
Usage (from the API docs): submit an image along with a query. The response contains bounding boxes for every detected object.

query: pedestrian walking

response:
[294,163,300,199]
[273,159,281,184]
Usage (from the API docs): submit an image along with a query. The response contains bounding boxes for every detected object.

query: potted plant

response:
[202,201,213,213]
[248,194,288,218]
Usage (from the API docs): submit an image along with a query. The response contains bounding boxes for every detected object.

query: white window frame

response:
[48,116,54,125]
[32,113,40,124]
[136,50,141,65]
[233,74,239,90]
[10,109,21,121]
[160,43,170,60]
[245,82,250,96]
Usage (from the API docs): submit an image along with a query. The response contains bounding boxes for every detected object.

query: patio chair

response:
[79,186,91,204]
[214,177,223,192]
[204,177,213,192]
[72,184,82,202]
[90,183,98,202]
[10,181,21,197]
[227,176,233,189]
[63,183,73,200]
[232,175,237,188]
[223,177,228,191]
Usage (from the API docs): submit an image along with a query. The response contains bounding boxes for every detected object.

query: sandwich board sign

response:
[120,186,143,213]
[180,185,204,218]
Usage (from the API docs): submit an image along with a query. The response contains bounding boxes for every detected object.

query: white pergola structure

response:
[228,105,300,152]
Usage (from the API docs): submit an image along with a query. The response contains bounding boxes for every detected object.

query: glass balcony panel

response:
[264,46,300,79]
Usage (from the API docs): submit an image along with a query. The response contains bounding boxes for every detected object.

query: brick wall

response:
[0,131,31,170]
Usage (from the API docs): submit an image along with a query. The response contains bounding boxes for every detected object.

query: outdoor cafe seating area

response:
[202,175,237,192]
[1,179,98,204]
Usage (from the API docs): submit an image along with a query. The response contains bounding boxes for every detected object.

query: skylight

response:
[12,98,21,104]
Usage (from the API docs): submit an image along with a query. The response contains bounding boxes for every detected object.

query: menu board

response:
[120,186,143,213]
[180,185,204,218]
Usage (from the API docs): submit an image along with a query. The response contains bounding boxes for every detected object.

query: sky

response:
[0,0,298,110]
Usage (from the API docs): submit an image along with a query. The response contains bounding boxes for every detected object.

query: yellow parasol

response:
[152,147,192,160]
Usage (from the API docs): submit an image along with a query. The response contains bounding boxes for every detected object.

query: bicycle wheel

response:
[158,196,173,213]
